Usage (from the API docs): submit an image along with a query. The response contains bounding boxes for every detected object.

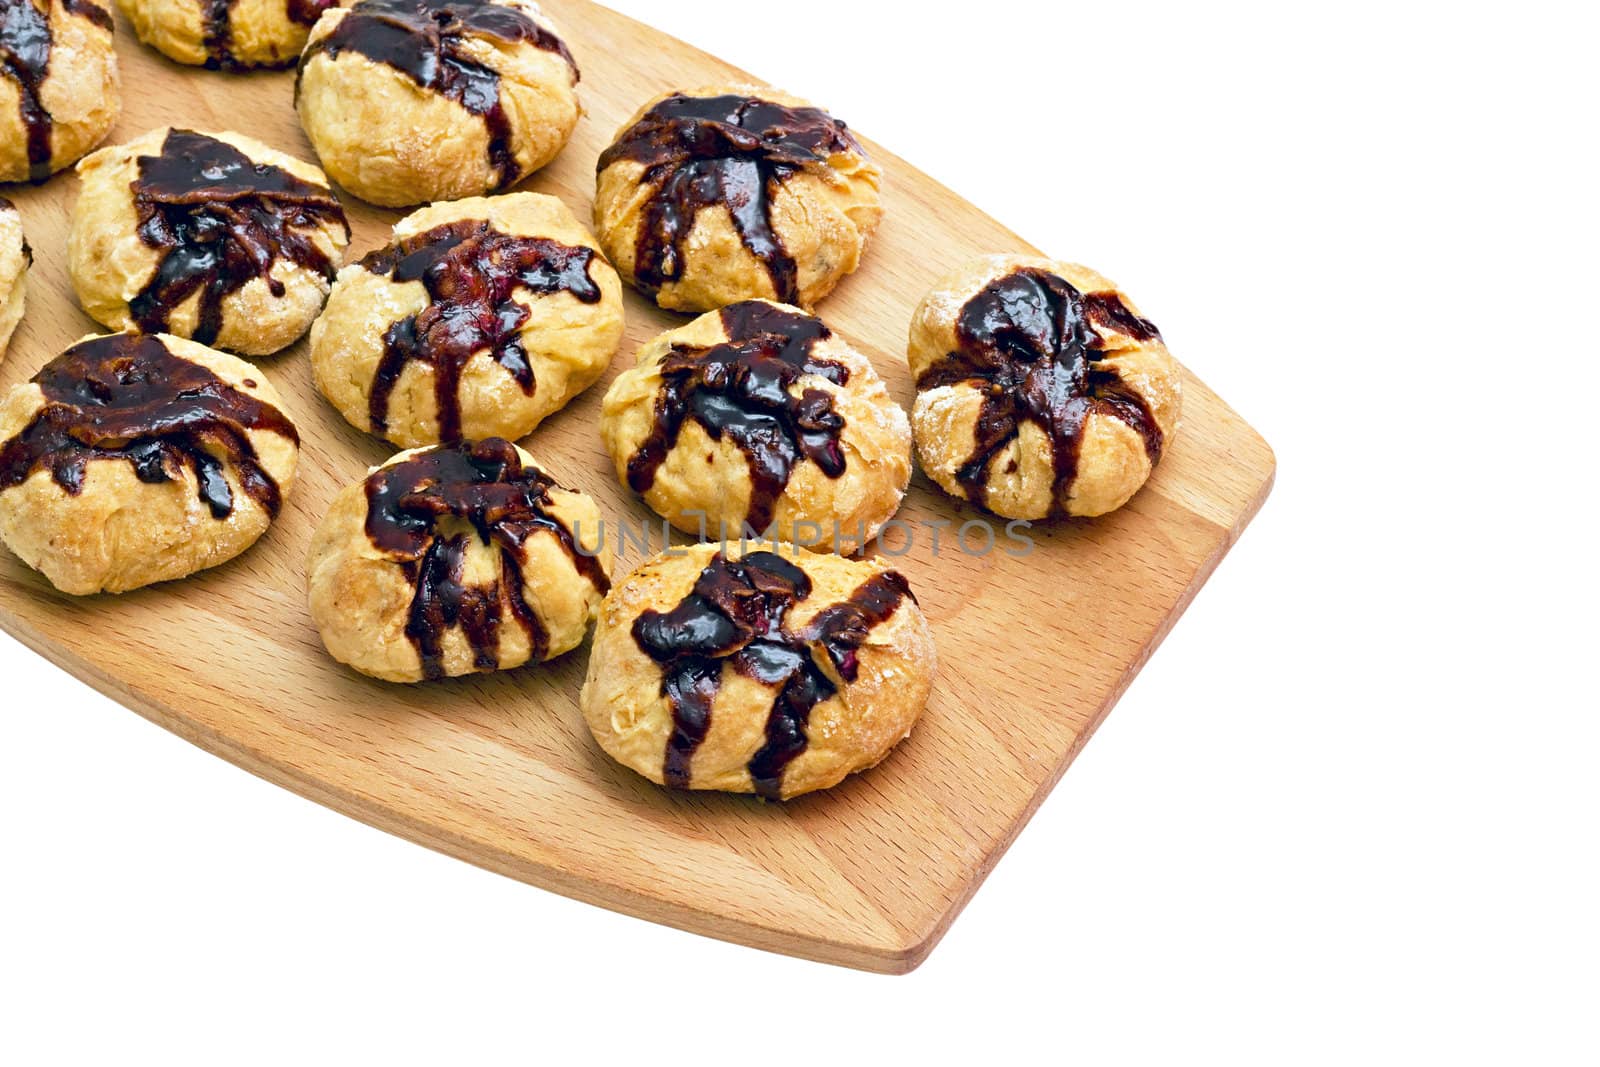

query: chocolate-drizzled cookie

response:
[311,192,624,450]
[601,300,911,544]
[361,220,600,444]
[634,549,912,798]
[296,0,580,207]
[0,332,301,595]
[307,438,611,683]
[624,301,844,534]
[582,543,935,800]
[69,128,349,356]
[908,255,1183,520]
[1,0,118,182]
[595,85,883,313]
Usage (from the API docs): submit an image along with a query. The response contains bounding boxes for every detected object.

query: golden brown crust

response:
[599,300,911,545]
[0,203,26,362]
[309,191,624,448]
[66,128,349,357]
[581,542,936,799]
[593,83,882,313]
[0,0,120,181]
[907,254,1183,519]
[0,333,300,595]
[305,441,612,683]
[295,0,579,208]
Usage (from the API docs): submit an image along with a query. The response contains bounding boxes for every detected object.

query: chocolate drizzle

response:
[0,333,299,518]
[300,0,578,188]
[127,128,347,347]
[202,0,334,69]
[596,93,864,304]
[632,550,911,799]
[916,268,1165,513]
[1,0,113,181]
[625,301,849,534]
[363,437,608,681]
[359,218,602,443]
[286,0,331,25]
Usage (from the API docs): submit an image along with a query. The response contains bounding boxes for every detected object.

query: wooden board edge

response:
[888,439,1276,973]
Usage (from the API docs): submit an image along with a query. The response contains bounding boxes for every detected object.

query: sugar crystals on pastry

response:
[0,197,27,361]
[908,254,1182,520]
[594,84,883,313]
[68,128,350,357]
[311,192,622,449]
[295,0,580,208]
[306,437,611,683]
[0,332,300,595]
[119,0,340,69]
[601,299,910,544]
[0,0,119,182]
[582,543,935,800]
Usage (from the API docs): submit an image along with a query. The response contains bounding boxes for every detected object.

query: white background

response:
[3,1,1596,1062]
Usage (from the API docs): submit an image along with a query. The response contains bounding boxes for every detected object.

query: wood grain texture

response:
[0,0,1275,972]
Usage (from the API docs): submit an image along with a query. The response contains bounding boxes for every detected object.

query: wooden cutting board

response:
[0,0,1274,973]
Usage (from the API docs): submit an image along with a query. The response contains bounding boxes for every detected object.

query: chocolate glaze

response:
[626,301,848,534]
[363,437,608,681]
[0,333,298,518]
[286,0,331,24]
[596,93,864,304]
[203,0,334,69]
[359,218,601,443]
[128,128,347,347]
[300,0,577,189]
[632,550,911,800]
[916,268,1165,513]
[1,0,113,181]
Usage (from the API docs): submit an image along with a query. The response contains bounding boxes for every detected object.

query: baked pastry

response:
[582,543,934,800]
[119,0,340,69]
[311,192,622,449]
[0,197,27,360]
[69,128,350,357]
[594,84,882,313]
[307,437,611,683]
[601,299,910,545]
[296,0,580,208]
[0,0,119,182]
[0,332,300,595]
[908,255,1182,519]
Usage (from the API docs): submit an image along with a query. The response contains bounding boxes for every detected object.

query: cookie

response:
[601,300,910,545]
[0,332,300,594]
[295,0,579,207]
[908,255,1182,519]
[0,197,27,360]
[119,0,340,69]
[0,0,119,182]
[582,543,935,800]
[594,84,882,313]
[68,128,350,356]
[310,191,623,448]
[306,437,611,683]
